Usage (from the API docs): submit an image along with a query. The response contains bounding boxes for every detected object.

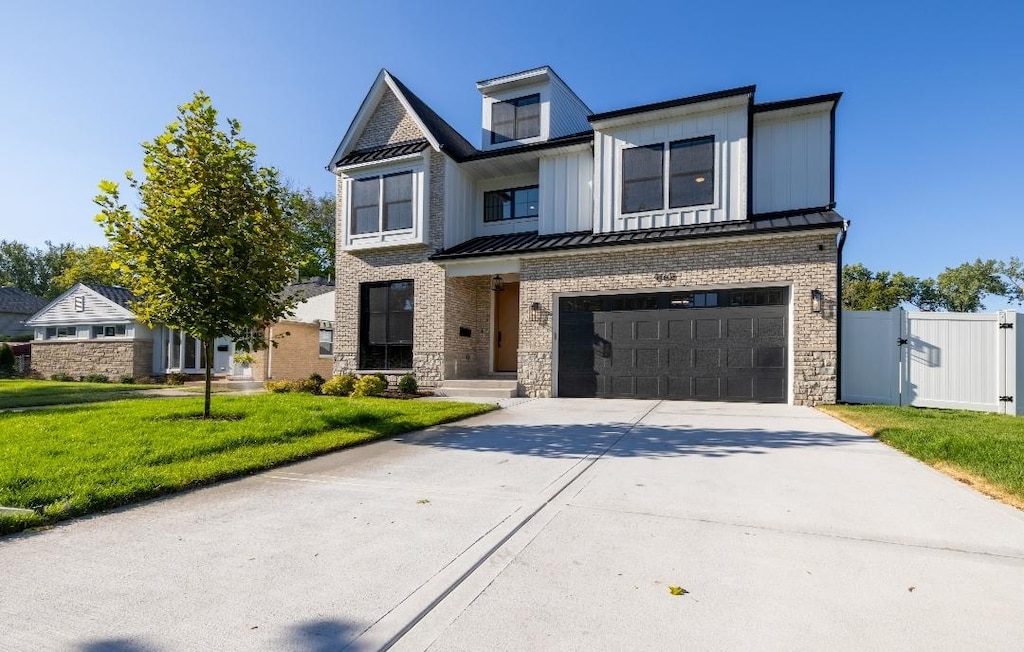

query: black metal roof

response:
[388,74,478,161]
[0,287,47,315]
[430,210,846,261]
[338,139,430,166]
[458,131,593,162]
[589,85,756,123]
[754,92,843,113]
[85,283,138,308]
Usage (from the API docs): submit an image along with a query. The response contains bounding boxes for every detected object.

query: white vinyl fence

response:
[842,309,1022,415]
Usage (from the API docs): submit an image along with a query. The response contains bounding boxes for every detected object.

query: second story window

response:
[484,186,539,222]
[351,171,414,235]
[621,136,715,214]
[491,94,541,144]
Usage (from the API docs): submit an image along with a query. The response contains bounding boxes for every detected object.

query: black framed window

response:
[484,186,539,222]
[491,94,541,143]
[350,171,414,234]
[669,136,715,208]
[621,144,664,213]
[359,280,414,370]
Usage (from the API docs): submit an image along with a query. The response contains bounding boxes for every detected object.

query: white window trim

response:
[481,85,550,151]
[341,156,429,251]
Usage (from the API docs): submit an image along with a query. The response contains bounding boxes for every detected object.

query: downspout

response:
[835,219,850,402]
[267,327,274,380]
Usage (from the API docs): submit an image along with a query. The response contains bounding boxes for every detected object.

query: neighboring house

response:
[249,279,335,381]
[328,66,847,404]
[0,287,47,338]
[25,283,237,380]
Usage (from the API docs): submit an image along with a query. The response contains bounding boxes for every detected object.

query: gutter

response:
[835,219,850,401]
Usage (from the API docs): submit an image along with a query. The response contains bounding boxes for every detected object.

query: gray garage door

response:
[557,287,788,402]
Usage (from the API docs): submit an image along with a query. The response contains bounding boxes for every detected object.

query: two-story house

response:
[328,67,847,404]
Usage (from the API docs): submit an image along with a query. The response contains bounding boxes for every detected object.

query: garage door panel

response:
[558,289,787,402]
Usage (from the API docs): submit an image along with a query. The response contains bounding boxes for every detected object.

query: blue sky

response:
[2,0,1021,290]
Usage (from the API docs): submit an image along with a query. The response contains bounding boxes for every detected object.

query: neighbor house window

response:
[93,325,127,338]
[359,280,414,370]
[621,136,715,214]
[491,94,541,143]
[350,171,414,235]
[484,186,539,222]
[319,327,333,356]
[46,326,76,339]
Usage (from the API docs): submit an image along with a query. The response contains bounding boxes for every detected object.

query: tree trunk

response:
[203,338,214,419]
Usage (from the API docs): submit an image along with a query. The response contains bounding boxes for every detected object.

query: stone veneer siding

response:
[31,339,154,380]
[250,321,333,381]
[517,230,839,405]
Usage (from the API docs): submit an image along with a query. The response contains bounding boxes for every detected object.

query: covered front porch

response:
[152,326,239,377]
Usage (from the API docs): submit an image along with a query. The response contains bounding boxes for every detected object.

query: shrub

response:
[397,374,418,395]
[265,380,294,393]
[119,375,136,384]
[51,373,75,382]
[0,343,14,376]
[165,372,189,386]
[351,375,386,398]
[321,374,356,397]
[308,373,326,394]
[83,374,110,384]
[369,372,388,387]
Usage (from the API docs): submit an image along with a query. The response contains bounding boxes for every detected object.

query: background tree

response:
[1000,257,1024,305]
[96,91,305,418]
[52,246,128,295]
[932,259,1007,312]
[285,187,336,279]
[0,240,75,298]
[841,263,920,311]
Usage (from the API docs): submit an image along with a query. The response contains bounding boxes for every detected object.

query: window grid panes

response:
[351,177,380,234]
[351,172,415,235]
[360,280,414,370]
[484,186,539,222]
[319,329,333,356]
[621,144,664,214]
[491,94,541,144]
[669,136,715,209]
[93,325,127,338]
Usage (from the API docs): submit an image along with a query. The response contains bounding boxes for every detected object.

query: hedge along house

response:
[328,67,848,404]
[25,282,239,380]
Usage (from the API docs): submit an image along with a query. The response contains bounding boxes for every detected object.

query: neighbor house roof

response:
[283,278,335,303]
[430,210,847,261]
[0,287,47,315]
[85,283,138,308]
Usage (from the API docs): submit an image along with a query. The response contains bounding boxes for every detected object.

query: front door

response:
[494,282,520,372]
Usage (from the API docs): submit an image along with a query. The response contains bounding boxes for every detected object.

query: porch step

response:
[435,379,519,399]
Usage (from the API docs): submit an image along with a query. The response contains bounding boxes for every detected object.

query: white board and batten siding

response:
[593,104,748,233]
[547,74,592,139]
[539,149,593,235]
[752,105,832,214]
[443,158,476,248]
[842,309,1021,415]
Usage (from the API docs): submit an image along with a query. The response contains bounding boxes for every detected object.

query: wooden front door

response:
[494,282,520,372]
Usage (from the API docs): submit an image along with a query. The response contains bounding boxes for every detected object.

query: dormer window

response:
[621,136,715,214]
[491,94,541,144]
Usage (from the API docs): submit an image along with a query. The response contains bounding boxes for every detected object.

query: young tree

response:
[96,91,305,418]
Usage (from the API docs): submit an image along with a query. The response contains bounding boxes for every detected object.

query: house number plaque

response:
[654,273,678,282]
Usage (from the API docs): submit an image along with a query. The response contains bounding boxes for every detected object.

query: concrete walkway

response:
[2,400,1023,651]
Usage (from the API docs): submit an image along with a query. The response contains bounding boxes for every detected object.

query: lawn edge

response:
[817,405,1024,512]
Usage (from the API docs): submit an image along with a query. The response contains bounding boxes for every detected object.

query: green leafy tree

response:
[1000,257,1024,305]
[931,259,1007,312]
[0,240,76,298]
[285,187,336,279]
[95,91,305,418]
[52,246,128,294]
[841,263,920,311]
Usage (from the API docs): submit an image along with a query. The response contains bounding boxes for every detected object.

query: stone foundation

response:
[31,339,153,380]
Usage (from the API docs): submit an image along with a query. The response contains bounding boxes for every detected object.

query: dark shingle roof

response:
[85,283,138,308]
[339,139,430,165]
[283,279,335,303]
[431,210,846,261]
[0,287,47,315]
[388,74,478,161]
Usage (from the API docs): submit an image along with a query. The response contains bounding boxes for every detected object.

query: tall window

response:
[319,326,333,356]
[350,171,414,235]
[359,280,414,370]
[484,186,539,222]
[491,94,541,143]
[621,136,715,213]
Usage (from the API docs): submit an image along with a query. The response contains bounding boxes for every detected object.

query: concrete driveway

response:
[2,399,1023,651]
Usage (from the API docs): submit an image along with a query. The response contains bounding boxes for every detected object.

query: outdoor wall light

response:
[491,275,505,292]
[811,289,823,313]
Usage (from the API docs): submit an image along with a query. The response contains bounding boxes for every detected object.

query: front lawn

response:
[821,404,1024,509]
[0,394,493,535]
[0,379,164,409]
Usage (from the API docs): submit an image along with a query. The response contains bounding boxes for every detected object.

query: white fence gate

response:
[841,309,1022,415]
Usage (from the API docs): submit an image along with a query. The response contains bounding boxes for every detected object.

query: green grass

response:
[0,394,493,535]
[821,404,1024,508]
[0,379,164,409]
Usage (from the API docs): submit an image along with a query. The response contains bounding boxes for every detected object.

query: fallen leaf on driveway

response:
[417,498,430,505]
[668,586,689,596]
